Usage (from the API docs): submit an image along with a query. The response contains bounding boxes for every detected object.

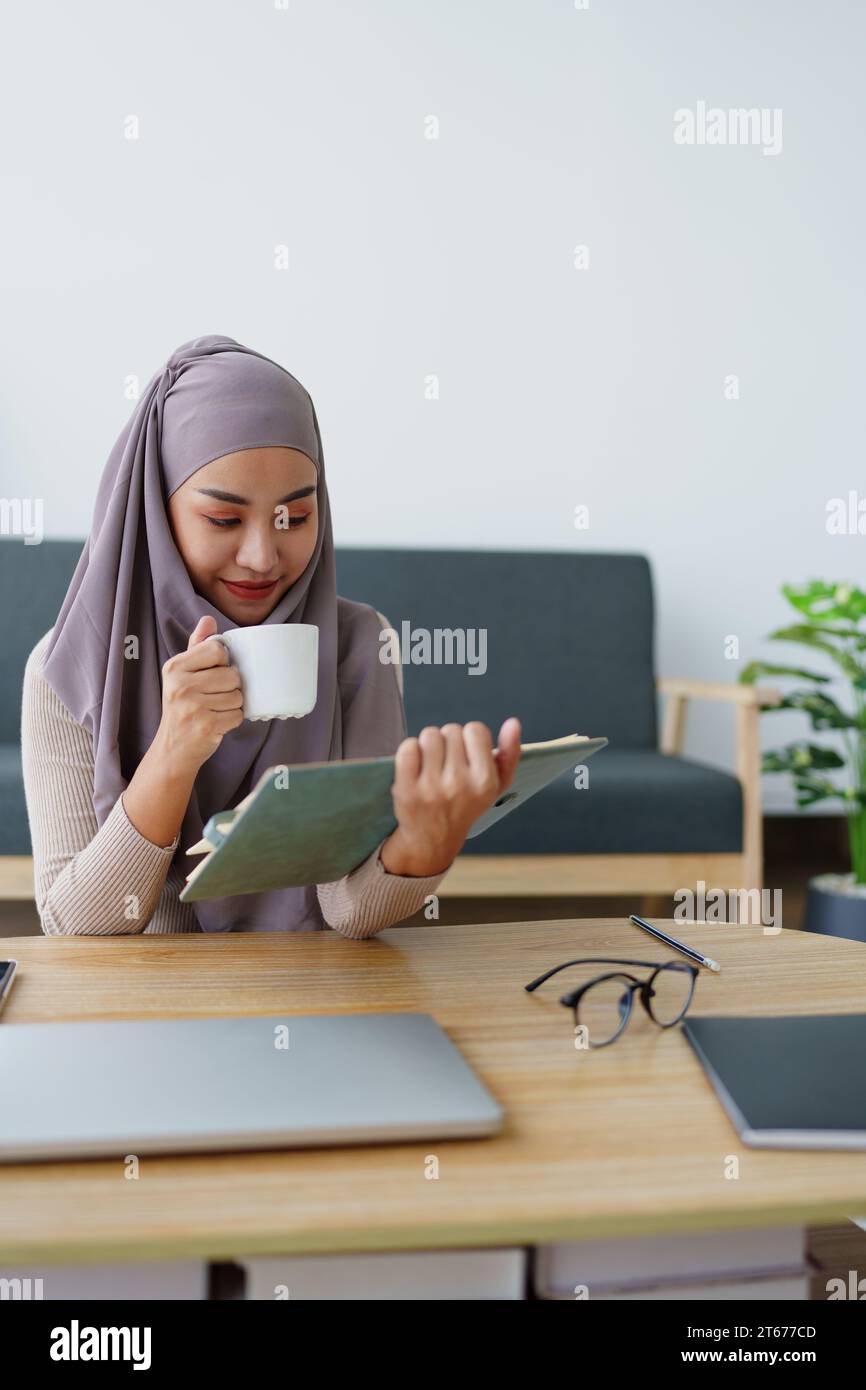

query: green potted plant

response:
[740,579,866,941]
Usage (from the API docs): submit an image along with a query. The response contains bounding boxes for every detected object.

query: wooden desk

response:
[1,919,865,1268]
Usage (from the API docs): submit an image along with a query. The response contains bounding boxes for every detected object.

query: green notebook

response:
[179,732,607,902]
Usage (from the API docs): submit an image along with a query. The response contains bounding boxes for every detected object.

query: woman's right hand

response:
[158,615,245,773]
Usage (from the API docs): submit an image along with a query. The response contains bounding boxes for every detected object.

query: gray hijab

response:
[41,334,406,932]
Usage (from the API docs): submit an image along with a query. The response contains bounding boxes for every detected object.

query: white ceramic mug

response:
[207,624,318,722]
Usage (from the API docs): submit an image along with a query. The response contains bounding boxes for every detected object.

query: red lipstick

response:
[221,579,280,601]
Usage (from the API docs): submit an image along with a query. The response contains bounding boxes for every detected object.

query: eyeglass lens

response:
[646,963,695,1025]
[577,974,635,1047]
[576,964,695,1045]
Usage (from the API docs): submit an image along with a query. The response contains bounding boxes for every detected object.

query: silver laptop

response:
[0,1012,503,1162]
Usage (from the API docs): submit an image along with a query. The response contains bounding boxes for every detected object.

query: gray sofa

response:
[0,540,742,861]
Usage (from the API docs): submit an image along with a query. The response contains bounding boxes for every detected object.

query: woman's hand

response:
[157,615,245,775]
[379,717,522,877]
[123,617,244,848]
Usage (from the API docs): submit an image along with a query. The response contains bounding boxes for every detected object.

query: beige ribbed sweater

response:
[21,620,448,937]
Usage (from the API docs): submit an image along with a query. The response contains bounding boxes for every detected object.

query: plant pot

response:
[801,873,866,943]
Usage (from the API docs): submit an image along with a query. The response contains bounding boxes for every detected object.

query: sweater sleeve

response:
[21,634,181,936]
[316,841,448,939]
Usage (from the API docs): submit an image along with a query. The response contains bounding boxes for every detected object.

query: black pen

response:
[628,914,720,972]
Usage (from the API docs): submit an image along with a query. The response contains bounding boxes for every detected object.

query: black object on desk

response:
[682,1014,866,1150]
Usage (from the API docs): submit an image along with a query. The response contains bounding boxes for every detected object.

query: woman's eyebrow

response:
[195,484,317,505]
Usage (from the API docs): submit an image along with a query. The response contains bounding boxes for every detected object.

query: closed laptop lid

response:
[0,1012,503,1162]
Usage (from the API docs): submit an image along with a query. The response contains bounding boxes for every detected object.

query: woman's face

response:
[167,446,319,625]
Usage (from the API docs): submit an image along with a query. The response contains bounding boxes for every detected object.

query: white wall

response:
[2,0,864,811]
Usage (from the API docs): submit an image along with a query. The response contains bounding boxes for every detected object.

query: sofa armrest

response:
[656,676,781,893]
[657,676,781,709]
[657,677,780,757]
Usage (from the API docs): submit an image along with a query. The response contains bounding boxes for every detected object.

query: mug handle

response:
[205,635,245,718]
[204,633,238,671]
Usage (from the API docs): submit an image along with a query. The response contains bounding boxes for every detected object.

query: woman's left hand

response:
[379,717,522,877]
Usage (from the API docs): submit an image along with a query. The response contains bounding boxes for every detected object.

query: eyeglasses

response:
[524,957,698,1048]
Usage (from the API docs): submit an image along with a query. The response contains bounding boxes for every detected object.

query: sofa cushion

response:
[336,549,658,750]
[1,744,742,861]
[460,748,743,855]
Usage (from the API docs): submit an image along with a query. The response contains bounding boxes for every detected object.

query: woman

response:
[21,334,521,936]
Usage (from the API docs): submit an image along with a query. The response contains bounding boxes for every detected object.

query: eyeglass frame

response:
[523,956,699,1048]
